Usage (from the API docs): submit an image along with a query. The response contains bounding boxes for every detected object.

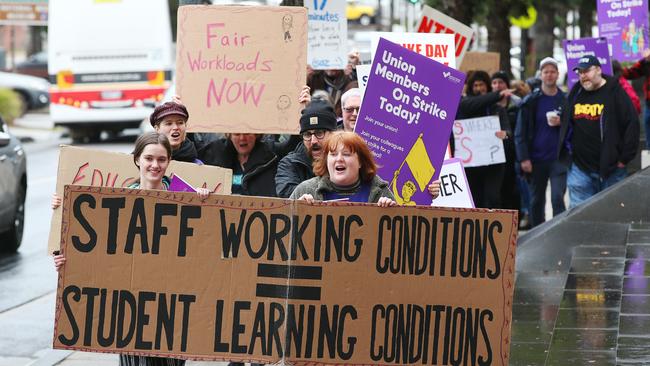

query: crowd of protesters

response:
[51,43,645,364]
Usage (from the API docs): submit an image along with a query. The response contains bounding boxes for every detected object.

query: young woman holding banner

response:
[52,132,208,366]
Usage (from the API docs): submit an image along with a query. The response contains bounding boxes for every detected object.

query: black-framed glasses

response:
[343,106,360,114]
[302,129,326,140]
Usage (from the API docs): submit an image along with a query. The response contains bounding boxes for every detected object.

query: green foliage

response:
[0,88,23,124]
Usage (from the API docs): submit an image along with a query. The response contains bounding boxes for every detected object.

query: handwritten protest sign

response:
[597,0,648,62]
[369,32,456,68]
[356,38,465,206]
[416,5,474,66]
[431,158,474,208]
[176,6,307,134]
[459,52,500,76]
[563,37,613,89]
[307,0,347,69]
[54,185,517,365]
[47,145,232,253]
[453,116,506,168]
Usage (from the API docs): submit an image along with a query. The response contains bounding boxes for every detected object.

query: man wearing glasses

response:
[340,88,361,132]
[558,55,639,207]
[275,100,338,197]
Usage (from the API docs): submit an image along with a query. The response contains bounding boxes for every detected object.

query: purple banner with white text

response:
[355,37,465,206]
[563,37,613,89]
[597,0,648,62]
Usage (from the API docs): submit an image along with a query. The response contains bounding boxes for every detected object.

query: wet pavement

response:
[510,223,650,365]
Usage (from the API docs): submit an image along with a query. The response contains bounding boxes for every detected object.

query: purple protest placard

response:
[597,0,648,62]
[563,37,613,89]
[355,37,465,206]
[169,174,196,193]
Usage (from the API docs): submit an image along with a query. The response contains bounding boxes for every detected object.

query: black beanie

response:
[491,71,510,87]
[299,100,338,133]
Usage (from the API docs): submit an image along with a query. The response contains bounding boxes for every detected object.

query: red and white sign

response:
[416,5,474,67]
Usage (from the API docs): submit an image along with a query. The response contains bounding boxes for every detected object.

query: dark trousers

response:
[466,163,505,209]
[528,160,567,227]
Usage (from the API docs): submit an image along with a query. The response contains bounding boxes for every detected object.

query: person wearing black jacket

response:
[558,55,640,207]
[455,70,513,209]
[275,101,338,198]
[150,101,203,164]
[491,71,522,214]
[199,133,300,197]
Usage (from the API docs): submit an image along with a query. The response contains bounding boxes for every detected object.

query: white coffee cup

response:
[546,110,559,126]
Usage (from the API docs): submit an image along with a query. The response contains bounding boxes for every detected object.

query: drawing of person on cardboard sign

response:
[282,14,293,42]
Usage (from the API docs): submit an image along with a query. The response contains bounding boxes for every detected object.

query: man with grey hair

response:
[558,55,639,207]
[340,88,361,132]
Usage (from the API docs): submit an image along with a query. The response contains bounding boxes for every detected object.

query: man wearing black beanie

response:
[275,100,338,197]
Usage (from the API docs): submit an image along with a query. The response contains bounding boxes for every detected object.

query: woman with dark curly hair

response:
[456,70,513,209]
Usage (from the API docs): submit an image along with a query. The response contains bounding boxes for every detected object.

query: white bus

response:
[48,0,173,142]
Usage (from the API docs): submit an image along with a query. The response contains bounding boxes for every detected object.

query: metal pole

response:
[520,28,528,79]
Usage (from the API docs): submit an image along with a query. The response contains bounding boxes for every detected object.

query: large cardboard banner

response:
[416,5,473,67]
[356,38,465,206]
[369,32,456,68]
[176,6,307,134]
[563,37,613,89]
[307,0,347,69]
[453,116,506,168]
[54,186,517,365]
[431,158,475,208]
[459,52,500,76]
[597,0,649,62]
[47,146,232,253]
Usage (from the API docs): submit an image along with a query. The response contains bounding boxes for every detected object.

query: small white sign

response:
[356,64,370,98]
[453,116,506,168]
[307,0,348,69]
[431,158,474,208]
[368,32,456,68]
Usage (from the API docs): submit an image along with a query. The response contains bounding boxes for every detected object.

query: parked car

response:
[346,0,376,26]
[15,51,48,80]
[0,71,50,115]
[0,116,26,252]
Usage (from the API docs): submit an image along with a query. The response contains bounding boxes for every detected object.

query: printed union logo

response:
[443,71,461,84]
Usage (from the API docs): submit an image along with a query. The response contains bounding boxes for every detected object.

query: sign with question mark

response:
[452,115,505,168]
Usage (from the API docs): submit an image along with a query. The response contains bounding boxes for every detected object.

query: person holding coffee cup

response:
[514,57,568,227]
[546,110,560,126]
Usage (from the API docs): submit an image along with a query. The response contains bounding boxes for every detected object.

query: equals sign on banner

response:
[256,263,323,301]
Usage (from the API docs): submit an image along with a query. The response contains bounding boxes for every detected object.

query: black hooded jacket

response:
[171,139,201,164]
[275,142,314,198]
[558,74,640,178]
[198,135,300,197]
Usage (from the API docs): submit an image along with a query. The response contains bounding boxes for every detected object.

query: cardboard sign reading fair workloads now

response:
[176,6,307,134]
[46,146,232,254]
[54,186,517,365]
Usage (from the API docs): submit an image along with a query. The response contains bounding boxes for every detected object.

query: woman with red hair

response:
[290,131,396,206]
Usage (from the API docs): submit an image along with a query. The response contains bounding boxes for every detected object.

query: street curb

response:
[27,350,72,366]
